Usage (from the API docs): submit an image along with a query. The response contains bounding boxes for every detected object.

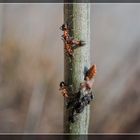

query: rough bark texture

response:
[64,3,90,134]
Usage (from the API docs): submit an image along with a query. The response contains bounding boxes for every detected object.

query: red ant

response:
[59,81,69,98]
[60,23,86,57]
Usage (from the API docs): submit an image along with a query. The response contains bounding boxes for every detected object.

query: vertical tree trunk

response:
[64,3,90,134]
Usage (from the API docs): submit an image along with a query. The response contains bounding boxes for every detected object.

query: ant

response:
[60,23,70,41]
[59,81,69,98]
[67,90,94,123]
[60,23,86,58]
[60,23,74,57]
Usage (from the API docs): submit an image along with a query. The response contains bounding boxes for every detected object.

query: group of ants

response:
[59,23,97,123]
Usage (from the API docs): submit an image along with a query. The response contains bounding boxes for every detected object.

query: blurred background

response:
[0,3,140,133]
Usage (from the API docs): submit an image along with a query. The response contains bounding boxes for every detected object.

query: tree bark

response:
[64,3,91,134]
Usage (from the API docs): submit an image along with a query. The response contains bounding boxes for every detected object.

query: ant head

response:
[60,81,65,87]
[60,23,69,31]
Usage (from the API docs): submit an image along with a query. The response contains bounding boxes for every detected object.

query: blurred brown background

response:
[0,4,140,133]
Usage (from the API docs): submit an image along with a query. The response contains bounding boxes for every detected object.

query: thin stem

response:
[64,3,90,134]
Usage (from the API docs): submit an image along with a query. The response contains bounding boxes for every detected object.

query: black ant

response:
[67,90,94,123]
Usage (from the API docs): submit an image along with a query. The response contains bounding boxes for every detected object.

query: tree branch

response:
[64,3,91,134]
